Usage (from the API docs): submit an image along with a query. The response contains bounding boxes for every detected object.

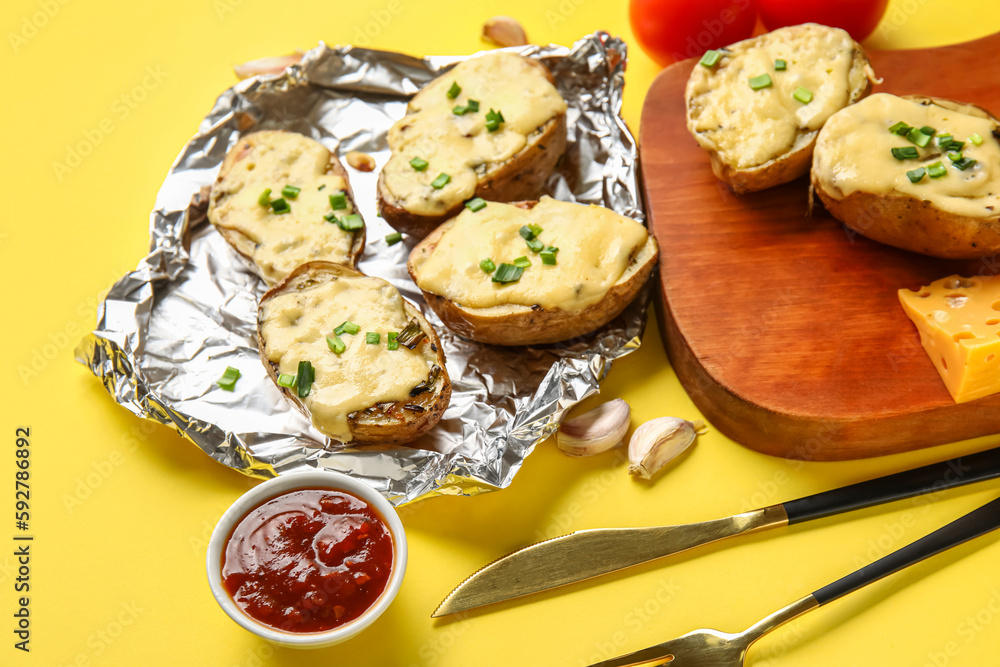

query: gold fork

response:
[588,494,1000,667]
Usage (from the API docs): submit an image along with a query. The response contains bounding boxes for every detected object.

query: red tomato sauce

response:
[221,488,393,633]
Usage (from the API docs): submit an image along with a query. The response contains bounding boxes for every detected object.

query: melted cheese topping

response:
[382,52,566,216]
[410,197,649,313]
[259,276,433,442]
[208,131,360,285]
[814,94,1000,218]
[686,23,865,169]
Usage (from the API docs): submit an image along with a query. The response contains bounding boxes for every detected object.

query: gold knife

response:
[432,444,1000,617]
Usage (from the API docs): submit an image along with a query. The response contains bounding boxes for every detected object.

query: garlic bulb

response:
[557,399,630,457]
[628,418,704,479]
[482,16,529,47]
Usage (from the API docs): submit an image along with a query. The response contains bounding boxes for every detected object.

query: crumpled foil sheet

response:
[74,32,650,505]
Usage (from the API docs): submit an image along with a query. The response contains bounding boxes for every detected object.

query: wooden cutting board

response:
[639,32,1000,461]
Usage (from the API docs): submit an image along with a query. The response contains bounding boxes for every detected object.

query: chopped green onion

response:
[491,263,523,284]
[258,188,272,207]
[409,157,429,171]
[277,373,296,388]
[919,125,936,136]
[479,258,496,273]
[336,214,364,231]
[217,366,241,391]
[323,212,337,223]
[269,198,291,214]
[952,157,977,171]
[296,360,315,398]
[452,99,480,116]
[906,167,926,183]
[700,50,722,67]
[431,173,451,189]
[891,146,919,160]
[943,139,965,151]
[526,238,545,253]
[466,99,479,112]
[906,127,932,147]
[519,225,537,241]
[936,133,953,146]
[792,87,813,104]
[528,223,542,237]
[397,318,426,349]
[318,184,327,191]
[329,191,348,210]
[335,321,360,335]
[540,247,558,265]
[970,133,984,146]
[948,151,964,162]
[465,197,487,212]
[512,256,531,269]
[385,232,403,245]
[327,335,346,354]
[485,108,505,132]
[927,161,947,179]
[774,59,787,71]
[387,332,399,351]
[366,332,380,344]
[888,121,911,135]
[281,185,300,199]
[447,81,461,99]
[748,74,772,90]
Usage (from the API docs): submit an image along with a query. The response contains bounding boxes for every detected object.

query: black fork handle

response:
[812,494,1000,605]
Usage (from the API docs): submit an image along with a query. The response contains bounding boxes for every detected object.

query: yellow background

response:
[3,0,1000,665]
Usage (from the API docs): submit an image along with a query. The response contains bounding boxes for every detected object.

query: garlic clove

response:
[233,52,304,80]
[557,398,630,457]
[627,417,704,480]
[345,151,376,172]
[482,16,529,48]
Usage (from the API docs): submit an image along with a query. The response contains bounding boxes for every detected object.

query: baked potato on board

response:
[377,51,567,239]
[686,23,876,193]
[258,262,450,446]
[812,93,1000,258]
[407,197,659,346]
[208,130,365,285]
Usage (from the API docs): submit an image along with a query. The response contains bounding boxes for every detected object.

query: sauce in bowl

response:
[221,488,394,633]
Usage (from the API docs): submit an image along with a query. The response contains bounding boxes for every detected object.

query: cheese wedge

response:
[898,274,1000,402]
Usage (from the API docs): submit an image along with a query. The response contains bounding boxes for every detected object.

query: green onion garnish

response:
[327,335,346,354]
[277,373,296,388]
[336,214,364,231]
[447,81,461,99]
[318,184,327,191]
[452,99,480,116]
[774,59,787,71]
[387,332,399,351]
[540,247,558,265]
[970,133,984,146]
[335,321,360,335]
[431,173,451,189]
[943,139,965,151]
[366,332,380,344]
[281,185,300,199]
[792,87,813,104]
[485,108,505,132]
[952,157,977,171]
[465,197,487,212]
[891,146,919,160]
[258,188,272,207]
[397,318,426,349]
[948,151,964,162]
[385,232,403,245]
[906,167,926,183]
[480,258,496,273]
[323,212,337,223]
[700,50,722,68]
[919,125,936,136]
[217,366,241,391]
[888,121,911,135]
[513,256,531,269]
[329,191,348,210]
[519,225,537,241]
[936,133,953,146]
[492,263,523,284]
[526,238,545,253]
[907,127,932,147]
[748,74,772,90]
[296,360,315,398]
[269,198,291,214]
[927,161,947,179]
[409,157,429,171]
[466,100,479,112]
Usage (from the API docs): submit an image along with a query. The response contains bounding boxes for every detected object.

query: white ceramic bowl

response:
[206,470,407,648]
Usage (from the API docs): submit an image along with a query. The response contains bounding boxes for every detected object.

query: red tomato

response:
[756,0,888,41]
[629,0,757,67]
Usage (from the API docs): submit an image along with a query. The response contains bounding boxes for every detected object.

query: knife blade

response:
[432,444,1000,617]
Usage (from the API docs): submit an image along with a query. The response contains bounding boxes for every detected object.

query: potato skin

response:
[407,202,660,346]
[812,95,1000,259]
[377,59,567,239]
[257,262,451,447]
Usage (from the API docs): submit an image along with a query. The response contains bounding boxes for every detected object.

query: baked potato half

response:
[377,51,567,239]
[407,197,659,346]
[812,93,1000,258]
[686,23,876,193]
[208,130,365,286]
[257,262,450,446]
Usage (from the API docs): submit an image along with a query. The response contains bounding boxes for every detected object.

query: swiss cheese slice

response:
[898,275,1000,403]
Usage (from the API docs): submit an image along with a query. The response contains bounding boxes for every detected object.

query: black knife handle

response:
[812,494,1000,605]
[781,446,1000,525]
